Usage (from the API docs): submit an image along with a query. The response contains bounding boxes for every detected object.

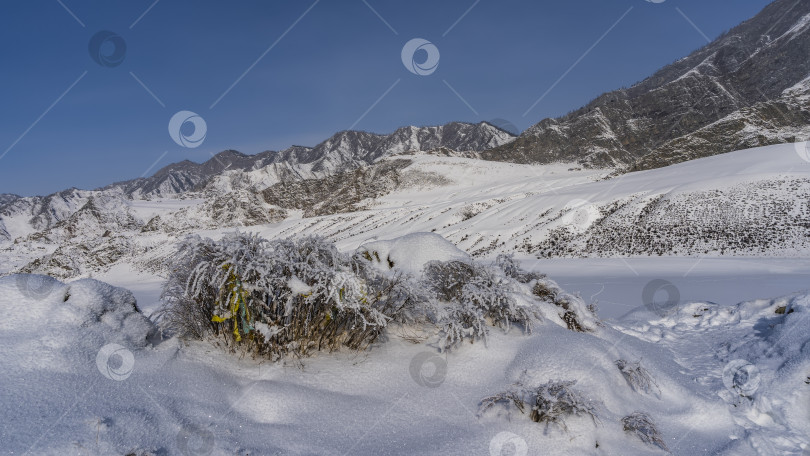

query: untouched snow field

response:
[3,249,809,455]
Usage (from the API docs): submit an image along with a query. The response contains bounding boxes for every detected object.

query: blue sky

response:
[0,0,773,196]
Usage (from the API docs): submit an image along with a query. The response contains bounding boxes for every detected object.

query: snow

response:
[286,276,312,295]
[2,267,809,454]
[358,232,471,274]
[1,142,810,453]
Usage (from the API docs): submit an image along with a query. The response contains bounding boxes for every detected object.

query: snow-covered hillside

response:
[2,142,808,279]
[246,143,809,259]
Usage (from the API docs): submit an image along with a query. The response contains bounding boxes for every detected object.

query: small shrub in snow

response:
[532,278,597,332]
[424,260,477,301]
[479,380,599,432]
[615,359,661,396]
[622,412,668,451]
[160,232,422,360]
[160,232,583,359]
[494,253,544,284]
[530,380,599,430]
[479,386,527,419]
[425,260,538,350]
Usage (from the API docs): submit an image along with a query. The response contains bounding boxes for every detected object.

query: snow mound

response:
[0,274,156,373]
[357,232,470,274]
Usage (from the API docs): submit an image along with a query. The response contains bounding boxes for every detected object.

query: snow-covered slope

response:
[2,142,808,279]
[2,264,808,454]
[246,142,810,258]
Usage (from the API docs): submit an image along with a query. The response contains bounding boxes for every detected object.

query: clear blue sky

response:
[0,0,773,196]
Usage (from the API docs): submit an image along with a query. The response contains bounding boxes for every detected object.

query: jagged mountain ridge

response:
[0,121,514,241]
[103,121,514,199]
[483,0,810,169]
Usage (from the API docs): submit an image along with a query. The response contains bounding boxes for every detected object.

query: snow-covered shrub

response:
[621,412,668,451]
[532,277,598,332]
[349,251,434,325]
[425,259,538,350]
[161,232,582,359]
[494,253,544,284]
[424,260,476,301]
[160,232,423,360]
[615,359,661,396]
[479,380,599,432]
[530,380,599,430]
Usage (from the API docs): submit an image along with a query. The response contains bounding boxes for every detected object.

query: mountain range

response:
[1,0,808,279]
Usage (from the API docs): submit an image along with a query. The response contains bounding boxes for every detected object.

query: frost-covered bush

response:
[478,385,527,420]
[622,412,668,451]
[530,380,599,430]
[160,232,424,360]
[532,277,598,332]
[425,259,539,350]
[495,254,544,284]
[615,359,661,396]
[479,380,599,432]
[424,260,476,301]
[160,232,586,359]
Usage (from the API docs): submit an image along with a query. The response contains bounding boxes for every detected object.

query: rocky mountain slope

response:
[483,0,810,169]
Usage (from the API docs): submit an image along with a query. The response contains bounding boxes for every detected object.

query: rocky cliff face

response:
[483,0,810,169]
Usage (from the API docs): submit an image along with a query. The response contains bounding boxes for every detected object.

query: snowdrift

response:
[1,254,808,454]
